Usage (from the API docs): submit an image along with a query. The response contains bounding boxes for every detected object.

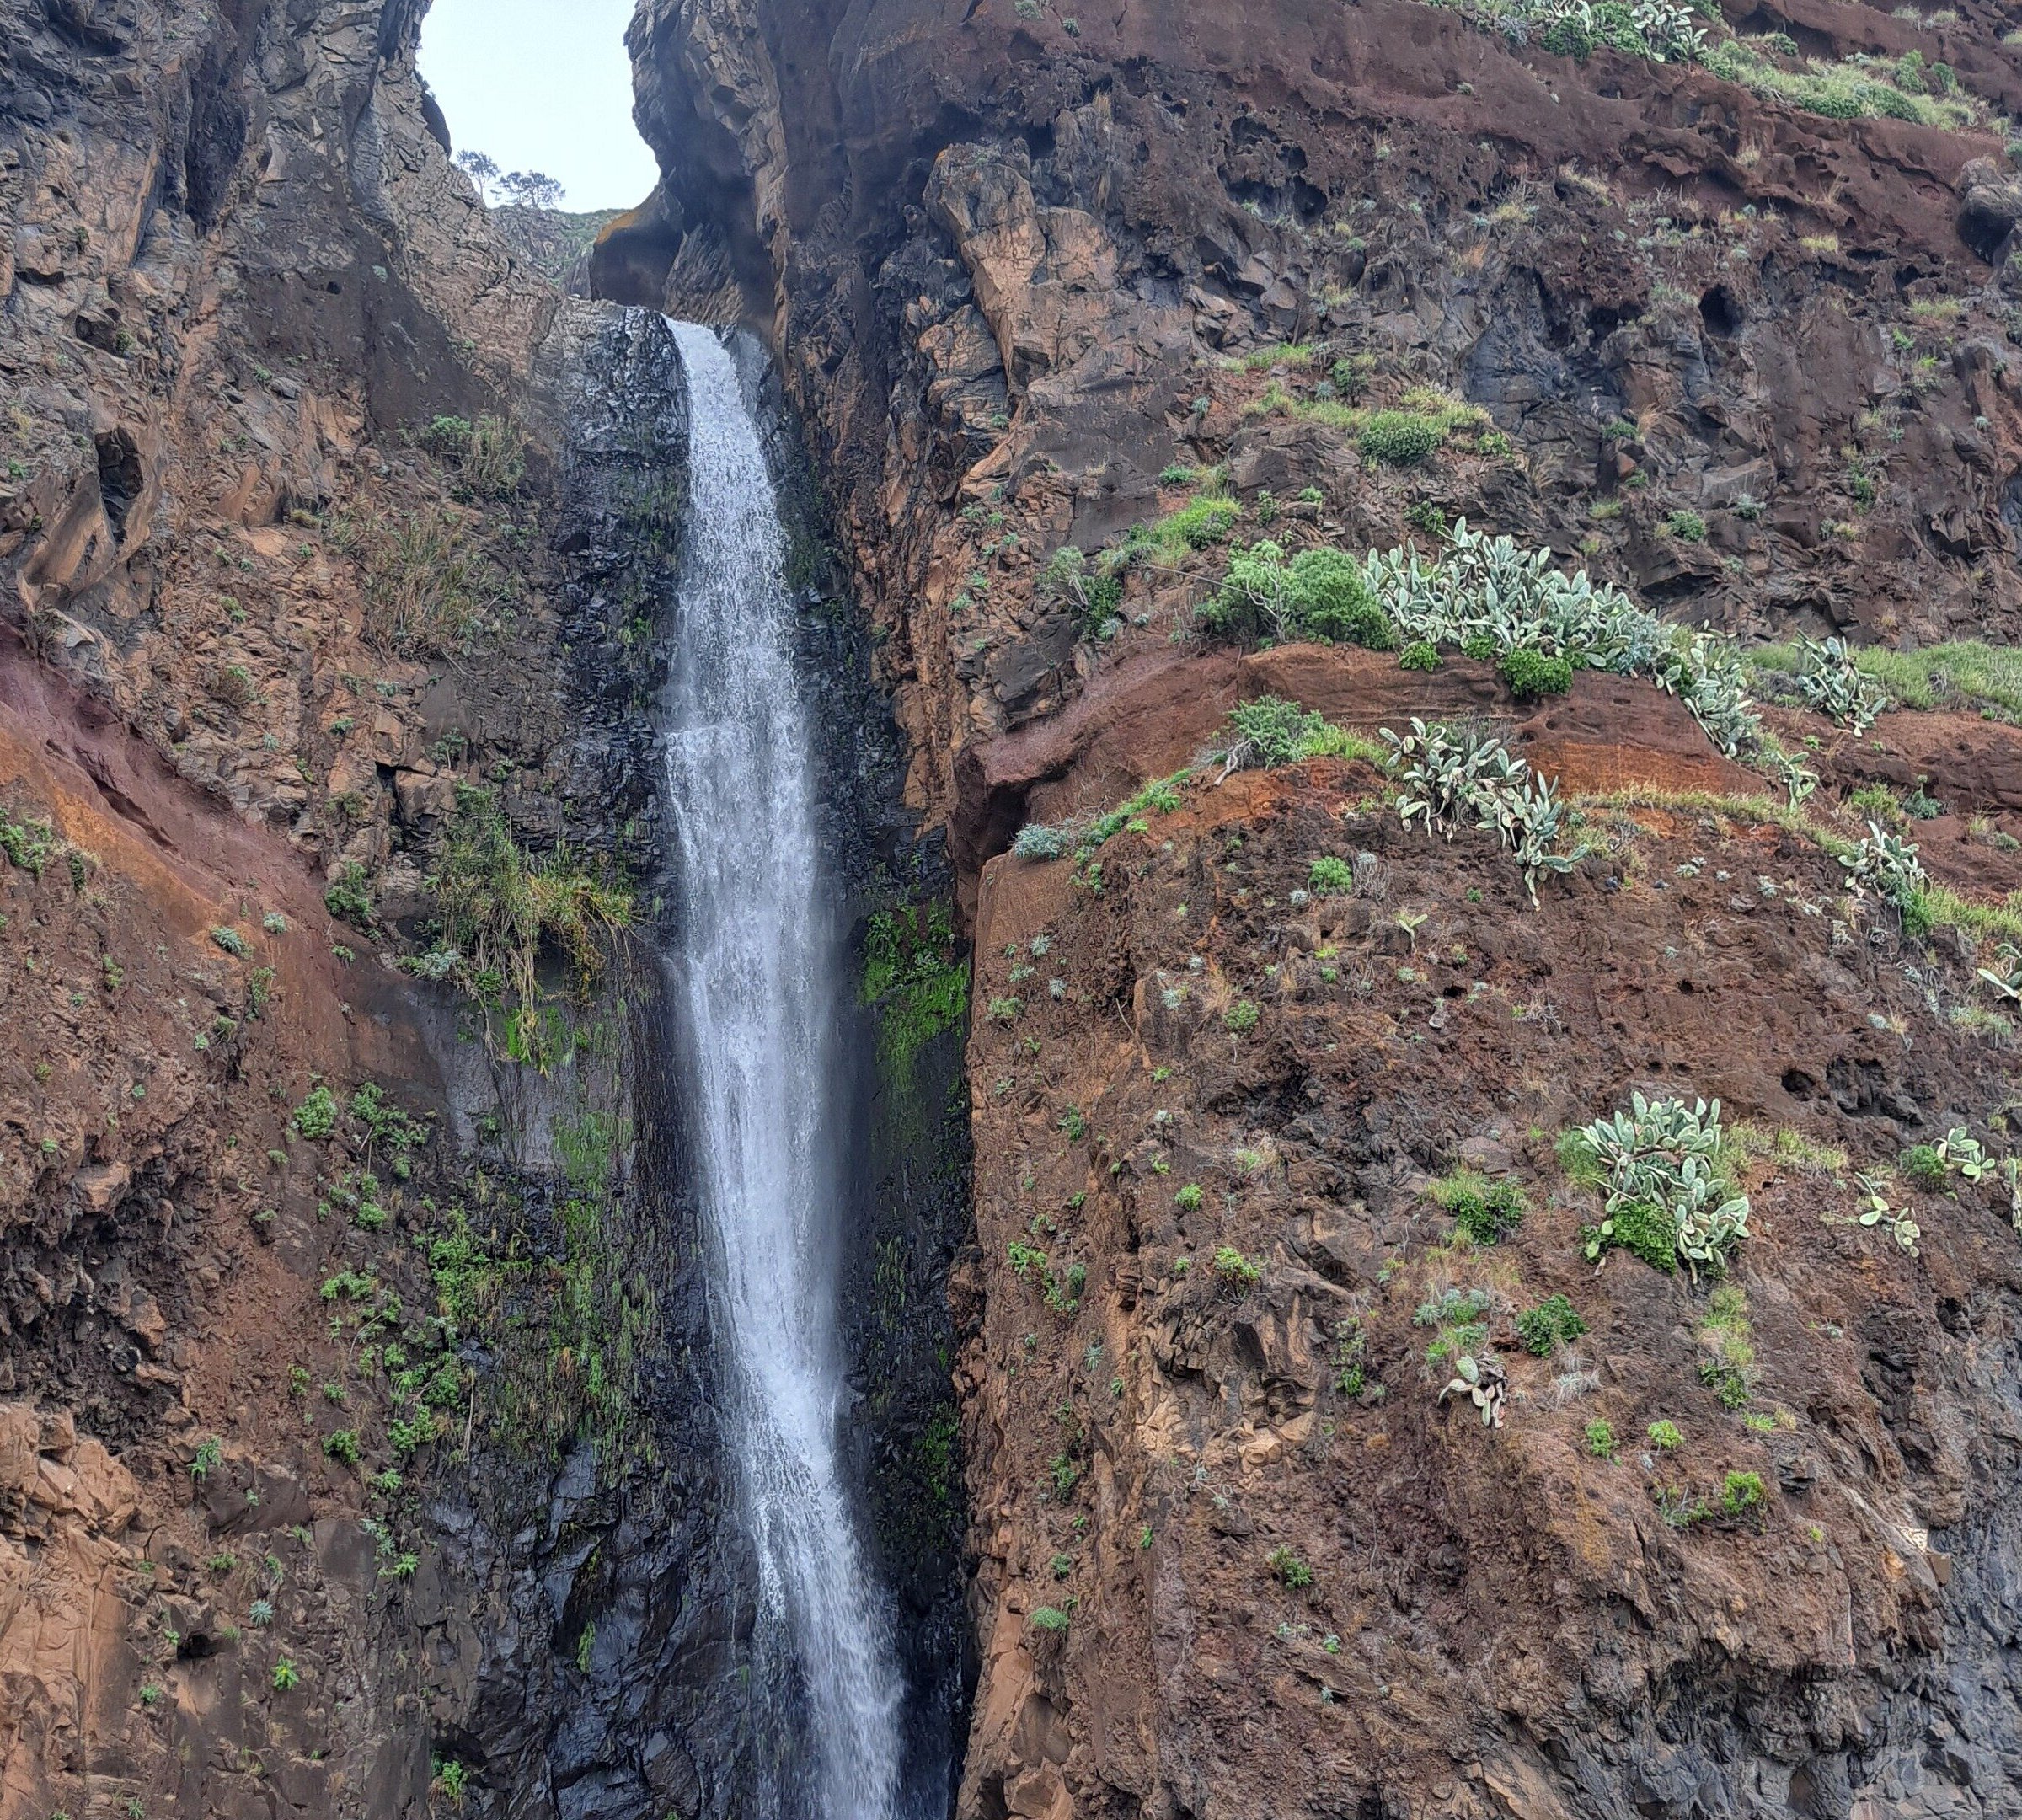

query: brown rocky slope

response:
[613,0,2022,1813]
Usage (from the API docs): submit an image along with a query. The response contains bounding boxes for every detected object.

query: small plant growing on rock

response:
[1697,1285,1755,1409]
[322,1430,361,1466]
[272,1659,300,1691]
[1399,640,1442,671]
[1664,509,1707,543]
[1720,1469,1768,1521]
[1647,1419,1684,1451]
[1223,999,1260,1034]
[1030,1606,1072,1634]
[1213,1245,1262,1288]
[1013,823,1071,861]
[1446,1179,1527,1246]
[1308,856,1355,896]
[1792,635,1888,733]
[292,1085,338,1140]
[190,1437,223,1481]
[1585,1419,1619,1460]
[1438,1351,1506,1426]
[1360,410,1448,466]
[1978,943,2022,1004]
[324,861,374,926]
[1266,1544,1313,1587]
[1516,1293,1588,1357]
[1839,822,1927,925]
[210,925,249,957]
[1383,719,1581,907]
[1898,1144,1948,1191]
[1174,1184,1204,1212]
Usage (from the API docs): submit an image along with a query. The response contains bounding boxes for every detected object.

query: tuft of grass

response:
[332,508,499,655]
[1152,494,1240,554]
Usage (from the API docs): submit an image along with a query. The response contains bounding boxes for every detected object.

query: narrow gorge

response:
[8,0,2022,1817]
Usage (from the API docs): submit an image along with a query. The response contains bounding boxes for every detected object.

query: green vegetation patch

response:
[861,901,969,1082]
[423,784,634,1069]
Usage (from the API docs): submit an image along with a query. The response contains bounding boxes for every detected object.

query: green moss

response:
[861,901,968,1083]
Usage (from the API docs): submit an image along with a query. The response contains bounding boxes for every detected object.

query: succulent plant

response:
[1439,1352,1507,1427]
[1978,942,2022,1004]
[1839,822,1927,908]
[1580,1094,1751,1280]
[1792,634,1889,733]
[1855,1170,1920,1255]
[1361,520,1757,755]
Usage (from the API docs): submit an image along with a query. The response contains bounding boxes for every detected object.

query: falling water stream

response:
[659,320,907,1817]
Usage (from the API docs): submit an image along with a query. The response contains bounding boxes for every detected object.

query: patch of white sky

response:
[418,0,659,211]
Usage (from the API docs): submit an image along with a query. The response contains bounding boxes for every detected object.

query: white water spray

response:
[660,319,905,1817]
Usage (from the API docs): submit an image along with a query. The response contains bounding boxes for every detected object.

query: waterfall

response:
[659,319,906,1818]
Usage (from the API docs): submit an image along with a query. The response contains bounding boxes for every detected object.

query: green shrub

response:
[1721,1469,1767,1518]
[1500,648,1574,700]
[1584,1197,1678,1271]
[1399,640,1442,671]
[1286,549,1392,647]
[334,507,495,654]
[322,1430,361,1465]
[1030,1605,1072,1633]
[1265,1544,1313,1587]
[1174,1184,1204,1212]
[1665,510,1707,543]
[430,785,634,1067]
[292,1085,339,1141]
[1647,1419,1683,1451]
[324,863,373,926]
[1041,546,1126,638]
[1698,1360,1751,1410]
[1308,856,1355,897]
[1449,1180,1527,1246]
[1898,1144,1948,1191]
[0,815,55,876]
[1585,1419,1618,1460]
[272,1659,300,1691]
[1223,999,1260,1034]
[1213,1245,1261,1287]
[1158,497,1241,551]
[1516,1293,1588,1357]
[1360,411,1448,465]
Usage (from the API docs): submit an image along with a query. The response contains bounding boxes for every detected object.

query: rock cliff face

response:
[0,5,715,1817]
[616,0,2022,1815]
